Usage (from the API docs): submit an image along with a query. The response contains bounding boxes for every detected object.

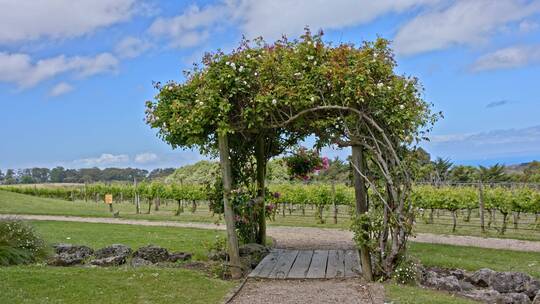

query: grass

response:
[2,190,540,242]
[30,220,224,260]
[0,266,235,304]
[385,283,476,304]
[0,220,235,304]
[386,243,540,303]
[408,242,540,278]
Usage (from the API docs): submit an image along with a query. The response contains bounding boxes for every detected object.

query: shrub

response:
[392,258,421,285]
[0,218,49,266]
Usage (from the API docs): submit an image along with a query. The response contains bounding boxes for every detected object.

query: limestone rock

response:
[467,268,496,288]
[168,252,192,262]
[48,244,94,266]
[496,292,532,304]
[133,245,169,263]
[130,257,153,267]
[491,272,532,294]
[460,288,501,303]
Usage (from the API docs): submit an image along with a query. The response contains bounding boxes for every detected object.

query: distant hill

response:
[165,160,219,184]
[504,162,536,174]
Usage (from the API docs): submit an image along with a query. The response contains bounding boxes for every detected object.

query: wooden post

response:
[255,137,267,245]
[332,182,338,224]
[478,183,485,233]
[134,178,140,214]
[351,145,373,282]
[218,133,242,279]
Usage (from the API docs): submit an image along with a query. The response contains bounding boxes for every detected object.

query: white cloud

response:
[394,0,540,55]
[49,82,73,96]
[114,36,152,59]
[234,0,439,40]
[147,0,438,48]
[519,19,539,32]
[76,153,129,166]
[426,126,540,160]
[134,152,159,164]
[0,0,137,44]
[148,4,223,48]
[0,52,118,88]
[471,45,540,71]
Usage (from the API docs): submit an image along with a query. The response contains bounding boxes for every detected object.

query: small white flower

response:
[313,61,317,65]
[199,101,204,106]
[230,62,236,69]
[399,104,405,110]
[294,72,301,77]
[168,86,173,91]
[310,96,315,102]
[377,82,383,88]
[254,72,258,76]
[225,61,230,66]
[239,66,244,72]
[243,80,247,85]
[247,54,251,58]
[387,86,391,90]
[272,99,277,105]
[66,237,71,240]
[307,41,312,45]
[307,55,314,60]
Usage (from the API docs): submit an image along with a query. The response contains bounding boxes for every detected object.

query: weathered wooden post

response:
[218,133,242,279]
[332,182,338,224]
[351,145,374,281]
[478,182,485,233]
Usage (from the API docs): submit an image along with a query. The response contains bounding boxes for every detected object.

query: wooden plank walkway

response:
[249,249,362,279]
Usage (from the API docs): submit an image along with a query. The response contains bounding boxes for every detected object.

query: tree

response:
[31,168,50,183]
[449,165,478,183]
[432,157,453,184]
[50,167,66,183]
[253,31,438,279]
[4,169,16,184]
[479,164,507,183]
[146,30,437,280]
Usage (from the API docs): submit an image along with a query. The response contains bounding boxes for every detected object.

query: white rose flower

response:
[399,104,405,110]
[272,99,277,105]
[239,66,244,72]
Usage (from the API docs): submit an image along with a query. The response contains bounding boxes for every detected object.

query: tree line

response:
[0,167,175,184]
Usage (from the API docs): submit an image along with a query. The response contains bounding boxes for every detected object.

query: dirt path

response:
[228,279,385,304]
[2,214,540,252]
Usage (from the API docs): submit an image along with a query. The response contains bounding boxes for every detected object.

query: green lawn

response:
[386,243,540,303]
[0,220,236,304]
[408,242,540,278]
[0,266,234,304]
[385,283,476,304]
[1,214,539,303]
[2,190,540,241]
[30,220,224,260]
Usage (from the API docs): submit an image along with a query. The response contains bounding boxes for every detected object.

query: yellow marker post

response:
[105,194,113,212]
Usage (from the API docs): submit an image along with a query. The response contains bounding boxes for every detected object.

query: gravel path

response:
[228,279,385,304]
[2,214,540,252]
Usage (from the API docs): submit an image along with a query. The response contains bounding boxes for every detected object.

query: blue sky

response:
[1,0,540,170]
